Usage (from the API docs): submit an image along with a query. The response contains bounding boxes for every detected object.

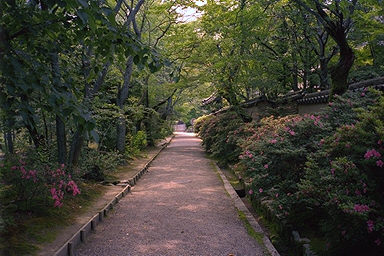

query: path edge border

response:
[53,135,175,256]
[212,162,280,256]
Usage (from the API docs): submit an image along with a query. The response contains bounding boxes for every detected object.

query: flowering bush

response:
[1,158,80,210]
[198,111,246,165]
[230,89,383,254]
[298,92,384,254]
[238,114,332,225]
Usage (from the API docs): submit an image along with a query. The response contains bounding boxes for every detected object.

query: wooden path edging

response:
[212,162,280,256]
[54,135,175,256]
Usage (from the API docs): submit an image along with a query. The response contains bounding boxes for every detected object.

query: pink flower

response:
[248,189,253,195]
[376,160,384,168]
[67,180,81,196]
[11,166,17,170]
[375,238,381,246]
[279,205,283,210]
[289,130,295,136]
[364,149,381,159]
[378,140,382,145]
[270,139,277,144]
[367,220,374,233]
[275,193,279,198]
[341,230,346,236]
[331,168,335,175]
[353,204,370,213]
[54,200,63,208]
[361,92,366,97]
[259,188,263,193]
[264,164,269,169]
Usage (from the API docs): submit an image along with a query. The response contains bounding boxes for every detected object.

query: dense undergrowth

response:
[196,89,384,255]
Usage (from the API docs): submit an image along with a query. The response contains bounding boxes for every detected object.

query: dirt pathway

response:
[76,133,265,256]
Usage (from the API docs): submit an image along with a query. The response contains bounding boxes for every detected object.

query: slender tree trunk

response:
[51,49,68,164]
[41,110,50,145]
[116,56,134,154]
[3,122,13,154]
[142,75,153,145]
[68,61,110,167]
[68,130,84,168]
[292,50,299,91]
[56,115,67,164]
[319,57,329,89]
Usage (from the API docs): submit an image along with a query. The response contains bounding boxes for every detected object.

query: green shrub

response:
[78,149,122,180]
[125,130,148,157]
[198,111,247,165]
[194,114,214,133]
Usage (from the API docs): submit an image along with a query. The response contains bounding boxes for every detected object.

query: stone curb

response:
[212,162,280,256]
[54,135,175,256]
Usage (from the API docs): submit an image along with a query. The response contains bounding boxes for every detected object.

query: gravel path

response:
[76,133,265,256]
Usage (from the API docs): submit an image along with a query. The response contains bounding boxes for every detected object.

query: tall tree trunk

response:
[319,57,329,89]
[68,130,84,168]
[56,115,66,164]
[141,75,153,145]
[51,49,67,164]
[3,120,13,154]
[292,50,299,91]
[329,37,354,97]
[116,56,134,154]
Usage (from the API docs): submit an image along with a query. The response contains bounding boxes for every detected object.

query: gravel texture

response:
[76,133,265,256]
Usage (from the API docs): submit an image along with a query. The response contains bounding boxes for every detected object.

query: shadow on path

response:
[76,133,265,256]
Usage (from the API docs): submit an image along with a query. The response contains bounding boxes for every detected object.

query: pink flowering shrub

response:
[238,113,332,225]
[299,92,384,254]
[198,89,383,253]
[1,155,81,214]
[198,111,249,165]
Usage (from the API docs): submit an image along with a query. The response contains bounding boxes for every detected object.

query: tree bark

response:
[56,115,67,164]
[329,35,354,96]
[116,56,134,154]
[68,59,110,167]
[68,130,84,168]
[51,49,68,164]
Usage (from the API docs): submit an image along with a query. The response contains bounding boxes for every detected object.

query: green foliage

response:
[193,114,214,133]
[198,111,246,165]
[79,149,122,180]
[125,131,148,157]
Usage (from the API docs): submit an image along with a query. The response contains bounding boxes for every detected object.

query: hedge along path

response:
[76,132,267,256]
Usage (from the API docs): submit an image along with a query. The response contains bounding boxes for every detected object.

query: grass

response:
[236,209,272,256]
[1,182,105,256]
[237,209,264,244]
